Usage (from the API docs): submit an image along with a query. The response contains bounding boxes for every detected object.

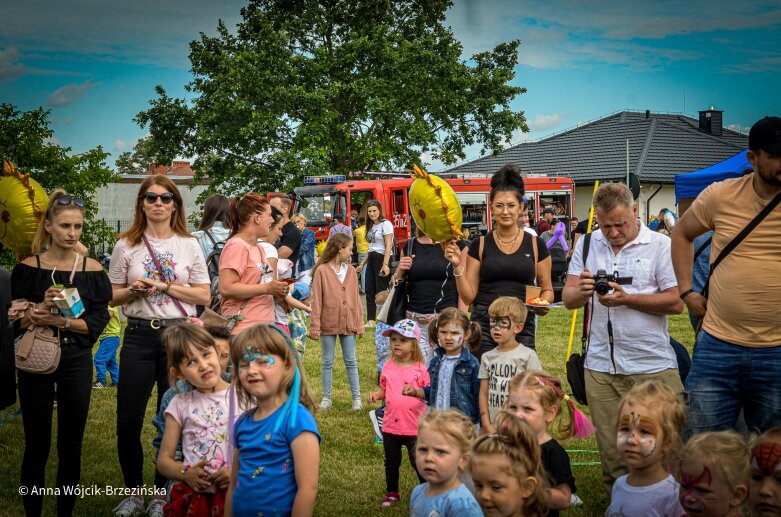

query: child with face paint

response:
[749,426,781,517]
[606,380,686,517]
[368,319,431,507]
[676,431,749,517]
[225,324,320,517]
[405,308,482,423]
[478,297,542,435]
[156,324,240,516]
[505,371,595,517]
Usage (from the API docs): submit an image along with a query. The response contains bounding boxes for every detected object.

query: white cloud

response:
[44,135,63,146]
[46,80,96,107]
[0,47,26,81]
[528,113,565,132]
[114,139,128,151]
[726,123,749,134]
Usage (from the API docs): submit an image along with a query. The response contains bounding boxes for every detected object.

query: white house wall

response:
[93,182,209,222]
[573,184,678,225]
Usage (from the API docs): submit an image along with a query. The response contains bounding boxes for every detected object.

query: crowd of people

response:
[4,115,781,516]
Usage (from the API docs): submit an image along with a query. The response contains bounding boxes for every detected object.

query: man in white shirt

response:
[562,182,684,493]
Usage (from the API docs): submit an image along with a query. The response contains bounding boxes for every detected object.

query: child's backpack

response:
[203,230,225,311]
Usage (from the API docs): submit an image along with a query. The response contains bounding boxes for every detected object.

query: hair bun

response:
[490,164,525,192]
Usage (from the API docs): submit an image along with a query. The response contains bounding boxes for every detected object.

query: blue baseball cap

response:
[292,282,311,301]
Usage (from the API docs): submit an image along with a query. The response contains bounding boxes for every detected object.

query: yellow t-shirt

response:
[353,226,369,254]
[99,306,122,340]
[689,174,781,347]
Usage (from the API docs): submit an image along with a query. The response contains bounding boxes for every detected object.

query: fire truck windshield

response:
[294,186,347,226]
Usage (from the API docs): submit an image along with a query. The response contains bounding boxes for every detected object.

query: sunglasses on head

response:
[55,194,85,208]
[141,192,175,205]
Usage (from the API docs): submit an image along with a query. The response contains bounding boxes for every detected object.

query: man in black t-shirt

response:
[270,195,302,273]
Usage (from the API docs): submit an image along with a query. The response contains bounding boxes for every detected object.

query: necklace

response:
[494,227,521,246]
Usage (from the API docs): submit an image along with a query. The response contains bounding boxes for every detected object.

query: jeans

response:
[18,344,92,517]
[685,331,781,438]
[94,336,120,385]
[382,432,424,493]
[365,252,390,321]
[320,334,361,400]
[357,252,367,293]
[116,323,170,489]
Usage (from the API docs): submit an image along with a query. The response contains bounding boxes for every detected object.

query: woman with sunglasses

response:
[107,176,211,517]
[444,164,554,360]
[11,190,112,516]
[218,193,288,335]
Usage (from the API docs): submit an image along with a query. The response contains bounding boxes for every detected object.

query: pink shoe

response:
[380,492,400,507]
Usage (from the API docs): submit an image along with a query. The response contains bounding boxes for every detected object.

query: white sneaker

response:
[113,495,144,516]
[319,398,332,410]
[352,398,363,411]
[571,493,584,506]
[368,410,382,439]
[147,498,166,517]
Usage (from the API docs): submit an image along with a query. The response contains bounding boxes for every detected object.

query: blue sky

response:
[2,0,780,170]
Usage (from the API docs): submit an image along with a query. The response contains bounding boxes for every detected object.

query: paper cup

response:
[53,287,85,318]
[525,285,541,303]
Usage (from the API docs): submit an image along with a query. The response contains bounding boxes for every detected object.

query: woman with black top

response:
[445,165,554,358]
[11,190,112,516]
[355,199,394,327]
[392,229,467,364]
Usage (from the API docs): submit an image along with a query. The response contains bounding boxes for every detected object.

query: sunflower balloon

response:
[0,159,48,258]
[408,164,464,242]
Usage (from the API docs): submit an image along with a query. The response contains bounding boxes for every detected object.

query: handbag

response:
[377,238,414,325]
[15,324,61,374]
[566,233,591,405]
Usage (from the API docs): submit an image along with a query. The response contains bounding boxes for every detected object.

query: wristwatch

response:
[62,318,72,331]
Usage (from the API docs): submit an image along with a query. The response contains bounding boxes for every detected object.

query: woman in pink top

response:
[218,193,288,335]
[108,175,211,516]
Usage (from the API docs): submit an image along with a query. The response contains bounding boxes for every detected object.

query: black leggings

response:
[18,344,92,517]
[382,432,424,493]
[365,251,390,321]
[116,323,169,489]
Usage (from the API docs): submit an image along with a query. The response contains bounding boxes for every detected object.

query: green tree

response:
[115,135,156,174]
[0,103,118,264]
[135,0,527,193]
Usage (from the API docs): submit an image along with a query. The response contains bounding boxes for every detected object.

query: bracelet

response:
[452,265,465,277]
[180,463,192,479]
[679,289,695,300]
[162,280,172,294]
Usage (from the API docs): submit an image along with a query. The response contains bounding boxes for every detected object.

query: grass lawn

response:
[0,308,697,516]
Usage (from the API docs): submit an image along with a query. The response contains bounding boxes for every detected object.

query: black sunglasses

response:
[55,194,85,208]
[141,192,175,205]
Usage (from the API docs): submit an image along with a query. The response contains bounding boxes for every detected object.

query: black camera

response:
[594,269,633,295]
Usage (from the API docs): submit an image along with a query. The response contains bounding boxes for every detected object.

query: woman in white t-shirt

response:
[218,193,288,335]
[356,199,394,327]
[108,175,212,515]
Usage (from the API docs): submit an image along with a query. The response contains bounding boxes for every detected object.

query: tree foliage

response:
[0,103,118,263]
[115,136,156,174]
[136,0,527,193]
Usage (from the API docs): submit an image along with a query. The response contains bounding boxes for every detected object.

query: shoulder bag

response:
[9,300,61,374]
[566,233,591,406]
[378,238,414,325]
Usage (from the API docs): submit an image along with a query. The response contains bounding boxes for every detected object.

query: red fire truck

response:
[293,172,574,252]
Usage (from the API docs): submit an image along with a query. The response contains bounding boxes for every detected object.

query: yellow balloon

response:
[316,240,328,257]
[408,164,464,242]
[0,160,48,258]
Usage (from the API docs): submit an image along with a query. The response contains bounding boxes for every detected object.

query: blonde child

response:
[225,324,320,517]
[479,297,542,434]
[405,308,481,423]
[156,325,238,516]
[677,431,749,517]
[410,410,482,516]
[749,426,781,517]
[606,380,686,517]
[469,410,549,516]
[308,232,364,410]
[505,371,595,516]
[368,319,431,507]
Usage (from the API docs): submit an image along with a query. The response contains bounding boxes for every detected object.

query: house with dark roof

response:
[444,108,748,221]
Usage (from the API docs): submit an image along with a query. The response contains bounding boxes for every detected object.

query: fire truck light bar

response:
[304,175,346,184]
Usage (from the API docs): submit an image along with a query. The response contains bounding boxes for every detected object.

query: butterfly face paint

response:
[753,442,781,476]
[437,323,465,356]
[240,346,276,369]
[617,412,659,458]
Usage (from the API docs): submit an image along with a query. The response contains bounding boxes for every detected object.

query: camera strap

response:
[701,189,781,299]
[580,234,593,357]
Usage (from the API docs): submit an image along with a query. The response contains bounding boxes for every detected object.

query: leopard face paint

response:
[752,442,781,476]
[616,413,659,457]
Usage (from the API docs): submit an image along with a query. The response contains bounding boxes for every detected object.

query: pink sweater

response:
[310,263,363,335]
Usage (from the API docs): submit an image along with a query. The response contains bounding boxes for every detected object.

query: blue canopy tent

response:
[675,149,753,204]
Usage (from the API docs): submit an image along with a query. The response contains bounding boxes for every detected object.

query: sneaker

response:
[352,398,362,411]
[380,492,400,507]
[368,410,382,439]
[147,498,165,517]
[92,381,106,389]
[364,321,376,328]
[113,495,144,516]
[374,435,384,446]
[571,493,584,506]
[319,398,332,410]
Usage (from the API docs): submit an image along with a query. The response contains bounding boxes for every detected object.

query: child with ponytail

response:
[505,370,595,516]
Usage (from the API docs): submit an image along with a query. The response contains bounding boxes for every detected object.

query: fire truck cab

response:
[293,173,574,254]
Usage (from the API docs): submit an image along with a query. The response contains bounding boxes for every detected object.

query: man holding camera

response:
[563,182,684,492]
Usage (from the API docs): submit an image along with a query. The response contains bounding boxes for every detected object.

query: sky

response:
[2,0,780,171]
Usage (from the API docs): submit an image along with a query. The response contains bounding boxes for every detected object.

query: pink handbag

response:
[9,299,61,374]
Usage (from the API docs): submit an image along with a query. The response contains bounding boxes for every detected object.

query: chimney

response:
[698,107,723,136]
[645,110,650,119]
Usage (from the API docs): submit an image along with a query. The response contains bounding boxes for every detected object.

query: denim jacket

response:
[297,228,316,273]
[423,347,480,423]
